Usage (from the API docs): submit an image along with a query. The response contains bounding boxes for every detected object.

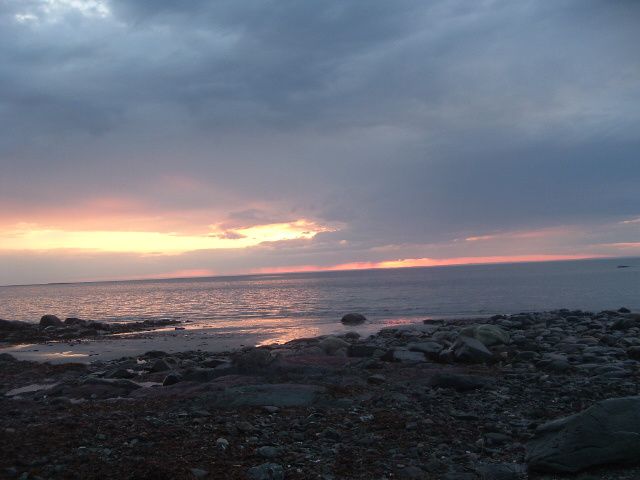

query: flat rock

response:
[526,396,640,473]
[407,341,443,357]
[428,372,492,391]
[208,384,326,407]
[452,335,494,363]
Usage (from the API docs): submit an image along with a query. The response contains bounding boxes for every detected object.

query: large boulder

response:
[318,336,349,355]
[40,314,63,327]
[460,324,510,346]
[451,335,494,363]
[341,313,367,325]
[526,396,640,473]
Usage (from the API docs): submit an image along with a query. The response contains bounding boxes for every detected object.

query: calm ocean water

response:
[1,258,639,342]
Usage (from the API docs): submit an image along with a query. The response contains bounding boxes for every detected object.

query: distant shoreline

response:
[1,255,638,288]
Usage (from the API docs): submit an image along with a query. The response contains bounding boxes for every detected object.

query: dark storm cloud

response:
[0,0,639,283]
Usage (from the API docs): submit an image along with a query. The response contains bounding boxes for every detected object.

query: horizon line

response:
[2,254,638,288]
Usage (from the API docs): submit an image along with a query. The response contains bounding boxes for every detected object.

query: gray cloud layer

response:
[1,0,639,283]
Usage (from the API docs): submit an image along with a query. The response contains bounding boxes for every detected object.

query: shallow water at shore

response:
[1,258,638,362]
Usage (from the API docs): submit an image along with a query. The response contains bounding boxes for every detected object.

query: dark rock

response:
[619,307,631,313]
[0,319,32,331]
[207,384,325,407]
[611,317,639,330]
[39,315,62,327]
[150,359,171,373]
[64,317,87,326]
[143,350,168,358]
[451,335,494,363]
[106,368,135,379]
[627,346,640,360]
[475,463,527,480]
[341,313,367,325]
[526,396,640,472]
[246,463,284,480]
[162,374,182,386]
[0,353,17,362]
[428,373,491,391]
[347,344,378,357]
[367,374,386,384]
[181,368,218,382]
[233,348,274,371]
[397,465,426,479]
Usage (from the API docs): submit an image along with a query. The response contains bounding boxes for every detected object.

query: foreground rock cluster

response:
[2,308,640,479]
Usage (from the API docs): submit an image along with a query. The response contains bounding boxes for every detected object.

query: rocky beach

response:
[2,308,640,479]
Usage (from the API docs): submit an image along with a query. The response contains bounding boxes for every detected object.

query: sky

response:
[0,0,639,285]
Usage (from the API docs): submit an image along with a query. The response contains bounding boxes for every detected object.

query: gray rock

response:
[526,396,640,472]
[460,324,510,346]
[347,344,378,357]
[318,336,349,355]
[256,446,281,459]
[452,335,494,363]
[40,314,62,327]
[407,341,443,358]
[190,467,208,478]
[392,349,427,363]
[341,313,367,325]
[246,463,284,480]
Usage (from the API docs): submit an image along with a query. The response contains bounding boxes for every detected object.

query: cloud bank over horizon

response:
[1,0,639,284]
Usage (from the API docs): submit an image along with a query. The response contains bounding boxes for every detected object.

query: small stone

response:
[236,421,254,433]
[246,463,284,480]
[397,465,426,479]
[256,446,280,459]
[190,468,208,478]
[216,437,229,450]
[367,374,386,384]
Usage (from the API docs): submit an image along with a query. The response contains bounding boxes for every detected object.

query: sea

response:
[1,258,639,346]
